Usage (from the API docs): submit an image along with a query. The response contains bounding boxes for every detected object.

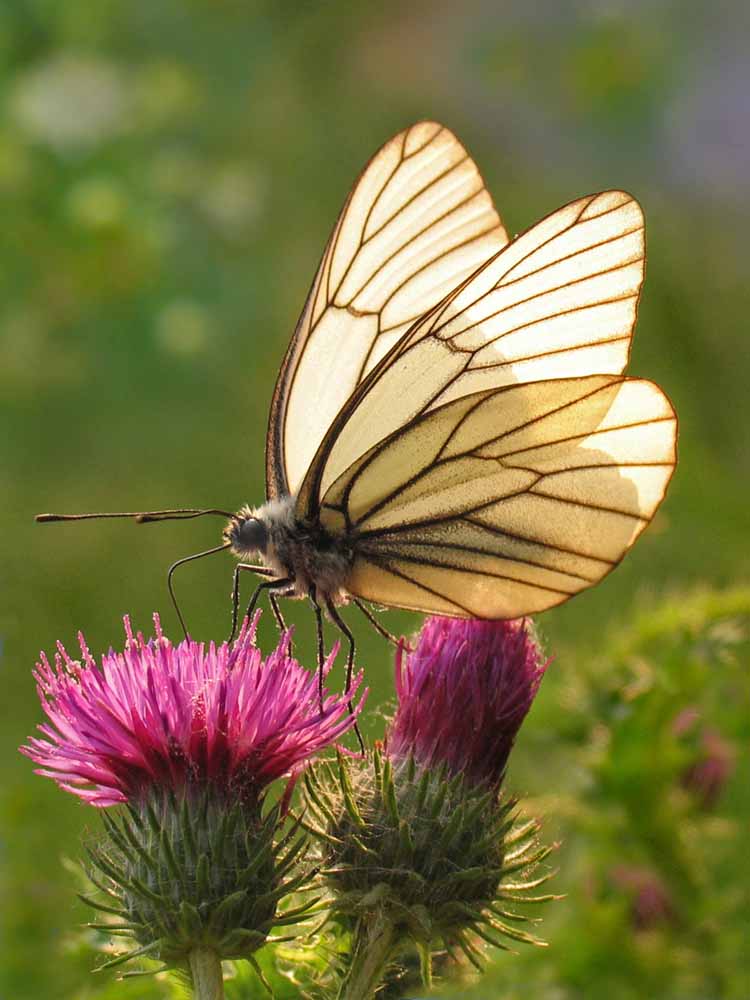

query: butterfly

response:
[39,121,677,686]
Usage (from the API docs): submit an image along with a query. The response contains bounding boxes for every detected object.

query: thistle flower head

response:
[21,614,365,970]
[387,616,548,787]
[22,613,364,806]
[308,616,555,991]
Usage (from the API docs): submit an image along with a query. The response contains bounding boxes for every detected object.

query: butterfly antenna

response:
[36,508,235,524]
[168,542,231,640]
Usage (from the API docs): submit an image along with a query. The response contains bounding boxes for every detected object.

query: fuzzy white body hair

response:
[226,495,353,605]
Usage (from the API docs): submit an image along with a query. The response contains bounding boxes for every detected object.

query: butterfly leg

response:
[325,600,365,755]
[308,586,327,707]
[230,564,289,642]
[352,598,404,648]
[268,589,288,634]
[230,562,271,641]
[324,601,356,694]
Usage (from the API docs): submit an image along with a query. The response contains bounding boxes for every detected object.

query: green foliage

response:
[475,587,750,1000]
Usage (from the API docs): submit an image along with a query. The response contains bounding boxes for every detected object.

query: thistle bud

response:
[305,617,557,999]
[674,709,736,810]
[21,614,364,992]
[610,865,674,929]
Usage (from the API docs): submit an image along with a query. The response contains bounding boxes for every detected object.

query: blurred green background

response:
[2,1,748,997]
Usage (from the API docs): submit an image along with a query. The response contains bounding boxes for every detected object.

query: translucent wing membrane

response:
[266,121,507,499]
[298,189,645,513]
[319,376,676,618]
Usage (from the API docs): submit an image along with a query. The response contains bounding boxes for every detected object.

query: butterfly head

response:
[224,507,269,560]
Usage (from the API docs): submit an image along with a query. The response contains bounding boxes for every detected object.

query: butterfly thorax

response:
[225,497,354,604]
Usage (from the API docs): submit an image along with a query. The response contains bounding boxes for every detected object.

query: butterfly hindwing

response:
[319,375,676,618]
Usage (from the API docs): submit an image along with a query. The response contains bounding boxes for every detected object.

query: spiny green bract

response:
[81,785,315,971]
[305,749,557,971]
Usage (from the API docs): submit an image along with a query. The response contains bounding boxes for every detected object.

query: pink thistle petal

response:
[386,617,548,788]
[21,615,366,807]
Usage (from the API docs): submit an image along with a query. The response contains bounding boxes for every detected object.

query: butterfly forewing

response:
[319,375,676,618]
[266,121,508,500]
[296,189,646,514]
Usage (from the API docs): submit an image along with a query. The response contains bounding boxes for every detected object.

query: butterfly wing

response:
[266,121,508,499]
[319,375,677,617]
[296,189,646,516]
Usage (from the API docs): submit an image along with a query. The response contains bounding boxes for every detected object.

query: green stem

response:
[338,912,396,1000]
[188,947,224,1000]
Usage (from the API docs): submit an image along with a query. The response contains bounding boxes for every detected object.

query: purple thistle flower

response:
[673,707,736,810]
[682,727,736,810]
[21,613,365,807]
[611,865,674,929]
[387,616,548,788]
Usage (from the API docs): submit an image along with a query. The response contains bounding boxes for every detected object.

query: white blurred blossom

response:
[11,54,130,154]
[200,163,267,236]
[155,300,214,356]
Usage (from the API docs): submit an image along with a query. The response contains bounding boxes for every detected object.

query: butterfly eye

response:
[228,516,269,556]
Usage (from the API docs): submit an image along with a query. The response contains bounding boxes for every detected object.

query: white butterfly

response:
[41,122,677,676]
